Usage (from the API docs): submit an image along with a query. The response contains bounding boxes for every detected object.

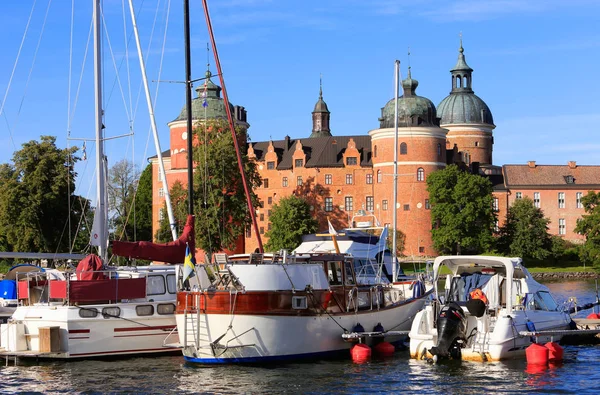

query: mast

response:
[201,0,264,252]
[93,0,107,262]
[392,60,400,282]
[184,0,194,216]
[127,0,178,241]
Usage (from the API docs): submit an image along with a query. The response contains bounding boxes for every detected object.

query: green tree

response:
[133,163,153,242]
[108,159,139,241]
[192,119,261,255]
[427,164,495,255]
[264,195,318,252]
[575,191,600,270]
[497,197,552,260]
[0,136,91,253]
[155,180,188,242]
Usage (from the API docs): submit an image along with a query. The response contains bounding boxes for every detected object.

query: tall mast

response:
[127,0,178,241]
[392,60,400,282]
[93,0,107,262]
[184,0,194,216]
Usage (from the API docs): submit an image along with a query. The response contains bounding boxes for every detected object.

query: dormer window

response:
[564,175,575,184]
[295,159,304,168]
[346,157,357,166]
[267,161,275,170]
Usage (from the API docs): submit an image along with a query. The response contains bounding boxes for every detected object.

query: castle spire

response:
[310,74,331,138]
[451,34,473,92]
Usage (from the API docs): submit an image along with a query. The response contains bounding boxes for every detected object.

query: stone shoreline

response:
[531,271,599,280]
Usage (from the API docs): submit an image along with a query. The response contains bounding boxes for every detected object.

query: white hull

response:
[409,305,572,362]
[177,297,426,363]
[1,302,178,358]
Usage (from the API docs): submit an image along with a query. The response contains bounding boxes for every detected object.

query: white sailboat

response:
[0,0,184,359]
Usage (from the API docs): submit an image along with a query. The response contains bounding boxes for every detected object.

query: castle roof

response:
[503,163,600,188]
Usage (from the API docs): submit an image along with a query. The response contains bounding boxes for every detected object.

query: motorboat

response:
[1,259,178,358]
[409,255,573,362]
[175,251,430,363]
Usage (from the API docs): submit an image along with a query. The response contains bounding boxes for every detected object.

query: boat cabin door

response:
[325,259,356,287]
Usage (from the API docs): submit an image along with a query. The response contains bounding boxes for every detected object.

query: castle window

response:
[559,218,566,235]
[345,174,353,185]
[268,197,272,205]
[282,177,288,187]
[366,174,373,184]
[158,187,164,197]
[377,170,382,183]
[260,227,264,235]
[246,227,251,238]
[366,196,374,212]
[345,197,353,211]
[325,174,332,185]
[475,141,479,147]
[534,192,540,208]
[419,247,425,253]
[493,198,499,212]
[374,145,377,158]
[425,199,430,210]
[324,197,333,212]
[267,161,275,170]
[263,178,269,188]
[297,176,303,186]
[346,157,357,166]
[403,204,410,211]
[295,159,304,168]
[268,223,272,231]
[558,192,565,208]
[382,200,388,211]
[437,143,442,157]
[400,142,407,155]
[260,213,264,221]
[417,168,424,182]
[516,192,522,199]
[577,192,583,208]
[159,210,164,221]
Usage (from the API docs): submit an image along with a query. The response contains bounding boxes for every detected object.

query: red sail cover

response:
[112,215,195,264]
[76,254,106,280]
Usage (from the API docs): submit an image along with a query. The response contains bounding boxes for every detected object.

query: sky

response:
[0,0,599,200]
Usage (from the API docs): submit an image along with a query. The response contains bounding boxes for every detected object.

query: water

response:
[1,280,600,394]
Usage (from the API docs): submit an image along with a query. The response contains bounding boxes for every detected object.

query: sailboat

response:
[172,6,431,362]
[0,0,186,359]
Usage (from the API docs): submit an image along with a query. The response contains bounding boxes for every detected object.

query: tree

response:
[0,136,91,253]
[264,195,318,252]
[191,119,261,255]
[133,164,154,242]
[108,159,139,241]
[496,197,552,260]
[575,191,600,270]
[427,164,495,255]
[155,180,188,242]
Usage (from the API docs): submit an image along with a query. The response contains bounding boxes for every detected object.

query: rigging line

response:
[12,0,53,134]
[0,0,39,151]
[121,0,134,126]
[68,17,94,130]
[100,10,133,122]
[67,0,75,253]
[131,0,165,124]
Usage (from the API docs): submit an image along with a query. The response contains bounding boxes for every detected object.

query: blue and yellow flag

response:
[183,243,196,282]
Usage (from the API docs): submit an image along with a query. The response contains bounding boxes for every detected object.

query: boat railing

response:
[16,270,148,306]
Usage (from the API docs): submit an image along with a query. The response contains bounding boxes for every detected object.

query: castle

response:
[151,44,600,257]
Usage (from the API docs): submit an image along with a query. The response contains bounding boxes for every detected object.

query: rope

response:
[307,290,348,332]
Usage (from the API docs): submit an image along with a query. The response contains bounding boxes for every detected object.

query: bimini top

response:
[432,255,527,283]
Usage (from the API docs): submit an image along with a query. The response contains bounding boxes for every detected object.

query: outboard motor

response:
[429,302,467,360]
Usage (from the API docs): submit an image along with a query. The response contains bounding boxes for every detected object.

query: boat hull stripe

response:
[113,325,176,332]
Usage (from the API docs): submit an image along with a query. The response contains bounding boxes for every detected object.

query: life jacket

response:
[469,288,489,305]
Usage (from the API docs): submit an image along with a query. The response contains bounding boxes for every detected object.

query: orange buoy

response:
[545,342,564,361]
[351,344,371,363]
[373,341,395,357]
[526,343,549,366]
[586,312,600,319]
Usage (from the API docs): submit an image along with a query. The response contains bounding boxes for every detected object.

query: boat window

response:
[344,262,355,286]
[147,275,166,296]
[79,308,98,318]
[136,305,154,316]
[531,291,559,311]
[166,274,176,294]
[327,261,343,285]
[157,303,176,315]
[102,307,121,319]
[354,259,375,276]
[292,296,308,310]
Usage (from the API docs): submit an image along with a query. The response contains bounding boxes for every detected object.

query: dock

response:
[519,318,600,345]
[342,330,410,341]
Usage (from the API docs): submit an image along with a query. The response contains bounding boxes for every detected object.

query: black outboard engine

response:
[429,302,467,360]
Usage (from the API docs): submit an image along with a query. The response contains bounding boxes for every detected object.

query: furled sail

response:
[112,215,195,264]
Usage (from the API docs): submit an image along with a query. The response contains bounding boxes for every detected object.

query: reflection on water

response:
[0,280,599,394]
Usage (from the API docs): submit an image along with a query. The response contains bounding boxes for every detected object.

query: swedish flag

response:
[183,243,196,282]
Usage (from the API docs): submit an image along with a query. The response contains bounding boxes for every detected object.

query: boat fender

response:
[373,322,384,333]
[352,323,365,333]
[526,343,549,366]
[545,342,563,361]
[412,281,425,299]
[351,343,371,363]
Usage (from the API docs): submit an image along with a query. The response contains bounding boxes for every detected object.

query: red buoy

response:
[351,344,371,363]
[586,312,600,320]
[373,342,395,357]
[545,342,564,361]
[526,343,549,366]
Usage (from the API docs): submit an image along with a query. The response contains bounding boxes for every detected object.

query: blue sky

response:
[1,0,599,200]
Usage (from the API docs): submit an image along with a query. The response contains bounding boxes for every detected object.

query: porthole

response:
[102,307,121,319]
[136,305,154,316]
[79,308,98,318]
[157,303,176,315]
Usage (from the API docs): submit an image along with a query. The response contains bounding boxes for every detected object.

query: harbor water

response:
[1,280,600,394]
